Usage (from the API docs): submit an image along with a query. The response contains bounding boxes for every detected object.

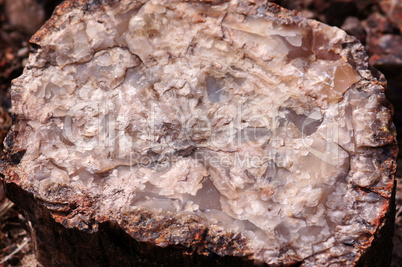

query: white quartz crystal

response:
[9,0,395,264]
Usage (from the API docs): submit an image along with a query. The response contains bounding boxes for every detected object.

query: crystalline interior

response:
[10,0,394,264]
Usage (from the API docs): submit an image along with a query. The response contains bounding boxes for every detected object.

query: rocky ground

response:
[0,0,401,266]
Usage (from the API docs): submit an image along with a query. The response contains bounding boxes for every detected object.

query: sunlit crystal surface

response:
[9,0,395,264]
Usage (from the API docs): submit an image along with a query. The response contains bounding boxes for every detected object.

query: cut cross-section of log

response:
[1,0,398,266]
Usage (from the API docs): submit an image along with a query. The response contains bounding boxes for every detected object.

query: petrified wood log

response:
[1,0,398,266]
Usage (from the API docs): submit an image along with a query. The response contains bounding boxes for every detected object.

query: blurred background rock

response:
[0,0,401,266]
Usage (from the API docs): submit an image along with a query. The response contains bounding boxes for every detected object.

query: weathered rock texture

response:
[1,0,398,266]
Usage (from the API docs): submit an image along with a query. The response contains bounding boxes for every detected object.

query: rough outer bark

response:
[4,182,258,267]
[2,178,397,266]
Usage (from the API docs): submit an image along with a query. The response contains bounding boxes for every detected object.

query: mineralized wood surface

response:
[1,0,398,266]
